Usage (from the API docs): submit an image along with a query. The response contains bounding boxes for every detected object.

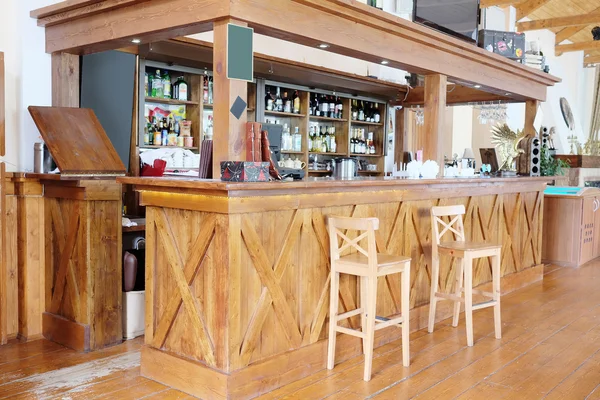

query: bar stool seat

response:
[428,205,502,347]
[327,216,411,382]
[337,253,412,275]
[438,241,501,253]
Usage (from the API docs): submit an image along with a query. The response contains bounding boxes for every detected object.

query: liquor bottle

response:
[351,100,358,121]
[275,87,283,112]
[330,127,337,153]
[328,96,335,119]
[282,124,291,151]
[373,103,381,123]
[203,74,209,103]
[320,126,328,152]
[178,76,189,101]
[309,94,313,116]
[152,70,163,98]
[293,90,301,114]
[314,94,320,117]
[283,91,292,113]
[293,127,302,152]
[314,127,321,152]
[162,70,171,99]
[358,101,365,121]
[208,76,213,104]
[336,97,343,119]
[265,87,274,111]
[308,126,314,151]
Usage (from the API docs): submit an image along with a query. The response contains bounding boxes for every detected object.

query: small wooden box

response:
[220,161,269,182]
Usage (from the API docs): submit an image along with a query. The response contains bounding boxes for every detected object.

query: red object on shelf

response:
[141,159,167,177]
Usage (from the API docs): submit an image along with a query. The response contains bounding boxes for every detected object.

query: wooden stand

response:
[39,177,123,351]
[122,175,549,399]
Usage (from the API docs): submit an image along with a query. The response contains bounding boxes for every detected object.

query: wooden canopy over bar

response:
[32,0,560,102]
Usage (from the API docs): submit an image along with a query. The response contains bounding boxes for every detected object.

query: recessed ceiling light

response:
[318,44,330,49]
[585,54,590,57]
[505,92,511,96]
[474,84,481,88]
[381,60,389,65]
[131,38,141,44]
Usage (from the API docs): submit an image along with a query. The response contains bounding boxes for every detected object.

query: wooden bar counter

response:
[120,175,549,399]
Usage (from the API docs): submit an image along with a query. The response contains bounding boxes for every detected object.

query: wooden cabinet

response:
[543,188,600,267]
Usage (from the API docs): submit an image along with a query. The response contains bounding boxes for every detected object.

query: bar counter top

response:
[119,175,554,192]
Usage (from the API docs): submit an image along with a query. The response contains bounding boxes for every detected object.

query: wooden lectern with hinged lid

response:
[28,106,125,352]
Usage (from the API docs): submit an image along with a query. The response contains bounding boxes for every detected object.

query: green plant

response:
[540,146,570,176]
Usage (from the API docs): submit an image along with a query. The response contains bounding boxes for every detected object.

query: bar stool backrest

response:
[431,205,466,255]
[327,216,379,272]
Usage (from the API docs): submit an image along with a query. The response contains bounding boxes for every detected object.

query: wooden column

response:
[0,52,5,345]
[212,19,248,178]
[5,175,45,342]
[524,100,539,137]
[51,53,80,107]
[395,107,406,169]
[424,74,448,167]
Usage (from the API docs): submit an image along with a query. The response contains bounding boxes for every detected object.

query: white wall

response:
[0,0,55,172]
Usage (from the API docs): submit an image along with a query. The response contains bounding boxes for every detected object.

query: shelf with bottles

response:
[348,126,382,156]
[308,123,346,155]
[280,123,305,154]
[349,99,384,125]
[308,93,346,120]
[310,115,348,122]
[145,67,195,103]
[264,84,305,116]
[140,145,199,150]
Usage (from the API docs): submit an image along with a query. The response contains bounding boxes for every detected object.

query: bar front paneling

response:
[122,176,547,399]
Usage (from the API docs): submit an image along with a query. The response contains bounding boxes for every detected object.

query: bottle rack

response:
[260,81,387,177]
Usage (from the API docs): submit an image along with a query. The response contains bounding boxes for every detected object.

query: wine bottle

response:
[292,90,301,114]
[373,103,381,123]
[358,101,365,121]
[265,87,274,111]
[351,100,358,121]
[308,126,314,151]
[275,87,283,112]
[336,97,343,119]
[314,94,320,117]
[320,95,329,117]
[283,91,291,113]
[309,94,313,116]
[328,96,335,119]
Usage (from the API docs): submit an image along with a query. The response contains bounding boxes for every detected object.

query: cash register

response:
[263,123,306,180]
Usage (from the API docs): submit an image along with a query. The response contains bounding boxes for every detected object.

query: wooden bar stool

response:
[428,205,502,346]
[327,216,411,382]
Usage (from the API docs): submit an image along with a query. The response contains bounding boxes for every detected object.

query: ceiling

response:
[483,0,600,67]
[527,0,600,66]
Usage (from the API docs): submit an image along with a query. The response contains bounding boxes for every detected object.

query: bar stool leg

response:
[327,272,340,370]
[363,276,378,381]
[452,258,465,328]
[464,256,474,347]
[360,276,368,354]
[428,254,440,333]
[492,251,502,339]
[401,265,411,367]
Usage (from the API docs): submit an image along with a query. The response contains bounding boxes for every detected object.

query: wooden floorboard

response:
[1,263,600,399]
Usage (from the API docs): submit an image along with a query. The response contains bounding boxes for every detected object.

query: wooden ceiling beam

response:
[400,85,516,106]
[584,55,600,64]
[479,0,522,8]
[556,41,600,56]
[517,13,600,31]
[516,0,552,21]
[556,6,600,44]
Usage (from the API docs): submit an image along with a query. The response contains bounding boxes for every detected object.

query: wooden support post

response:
[525,100,539,137]
[395,107,406,170]
[0,52,5,156]
[212,19,248,178]
[0,164,5,345]
[51,53,80,107]
[424,74,448,167]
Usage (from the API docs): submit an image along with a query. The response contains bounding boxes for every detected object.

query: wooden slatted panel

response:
[145,189,544,370]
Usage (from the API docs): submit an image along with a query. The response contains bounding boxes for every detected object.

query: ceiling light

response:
[474,84,481,89]
[381,60,389,65]
[131,38,141,44]
[505,92,511,96]
[318,44,330,49]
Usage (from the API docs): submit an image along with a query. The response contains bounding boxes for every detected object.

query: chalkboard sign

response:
[227,24,254,82]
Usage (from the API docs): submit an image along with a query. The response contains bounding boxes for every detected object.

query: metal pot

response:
[333,158,358,179]
[33,142,56,173]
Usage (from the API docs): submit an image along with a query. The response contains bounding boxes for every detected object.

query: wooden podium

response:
[28,106,125,351]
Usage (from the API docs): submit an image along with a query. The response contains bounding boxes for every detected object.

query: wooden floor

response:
[2,263,600,399]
